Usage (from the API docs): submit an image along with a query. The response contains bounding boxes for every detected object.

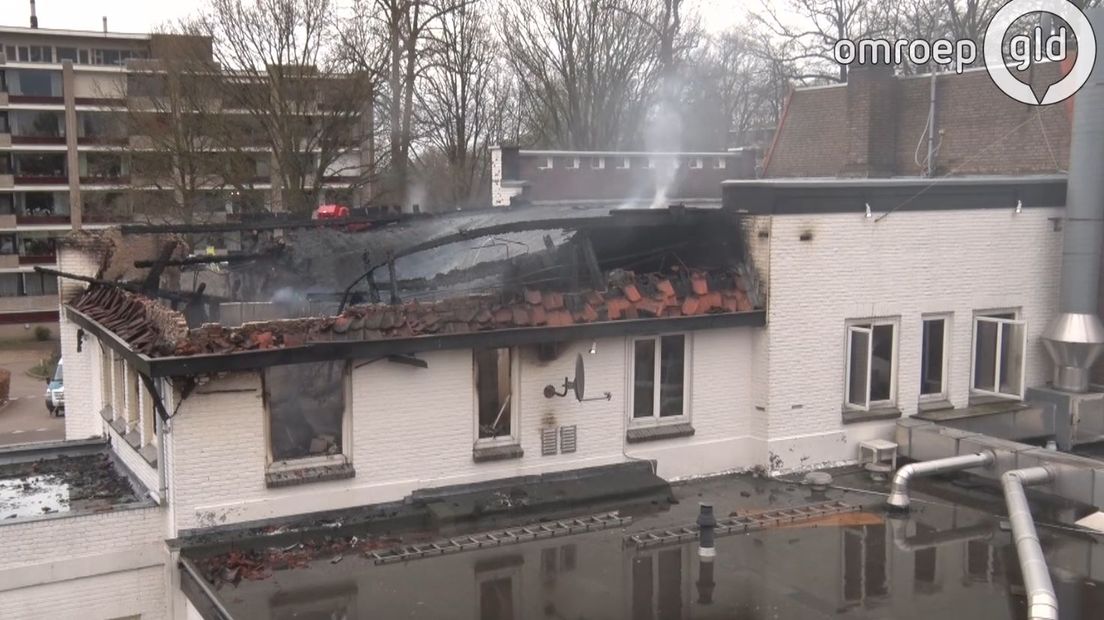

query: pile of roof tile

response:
[176,267,758,357]
[69,285,174,355]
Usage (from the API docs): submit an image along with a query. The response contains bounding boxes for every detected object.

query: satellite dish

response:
[543,352,610,402]
[573,353,585,401]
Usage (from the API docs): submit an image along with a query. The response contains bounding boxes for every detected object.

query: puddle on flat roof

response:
[0,453,140,521]
[206,485,1104,620]
[0,474,70,519]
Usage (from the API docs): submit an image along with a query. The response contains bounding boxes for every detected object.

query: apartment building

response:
[0,21,369,335]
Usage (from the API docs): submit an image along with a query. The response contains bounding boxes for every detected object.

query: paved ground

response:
[0,342,64,446]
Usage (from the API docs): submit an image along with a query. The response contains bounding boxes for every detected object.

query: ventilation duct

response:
[1041,8,1104,392]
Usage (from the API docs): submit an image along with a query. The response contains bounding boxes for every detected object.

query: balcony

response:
[15,214,70,226]
[14,175,67,185]
[11,135,66,146]
[0,134,10,148]
[0,214,15,229]
[18,253,56,265]
[7,95,63,105]
[0,294,57,313]
[0,254,18,269]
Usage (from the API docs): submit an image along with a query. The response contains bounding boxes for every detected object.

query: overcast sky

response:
[2,0,746,35]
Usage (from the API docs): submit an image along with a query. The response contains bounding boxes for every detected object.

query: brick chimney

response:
[842,62,898,177]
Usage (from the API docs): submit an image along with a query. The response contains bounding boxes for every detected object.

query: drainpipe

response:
[886,451,994,511]
[887,515,993,552]
[1002,467,1057,620]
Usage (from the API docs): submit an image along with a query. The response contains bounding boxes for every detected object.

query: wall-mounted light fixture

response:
[588,341,597,355]
[864,203,873,219]
[1015,199,1023,214]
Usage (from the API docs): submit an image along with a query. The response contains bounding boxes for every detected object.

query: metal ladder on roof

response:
[370,511,631,565]
[625,500,859,549]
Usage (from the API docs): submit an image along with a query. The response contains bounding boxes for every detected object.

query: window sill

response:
[918,399,954,413]
[265,461,355,488]
[968,394,1021,407]
[472,444,524,463]
[626,422,695,444]
[841,407,902,425]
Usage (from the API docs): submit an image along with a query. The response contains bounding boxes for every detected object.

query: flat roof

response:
[0,25,152,41]
[181,468,1104,619]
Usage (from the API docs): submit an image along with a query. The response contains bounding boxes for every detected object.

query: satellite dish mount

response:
[544,353,612,402]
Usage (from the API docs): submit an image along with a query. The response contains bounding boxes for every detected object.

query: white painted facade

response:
[3,200,1064,618]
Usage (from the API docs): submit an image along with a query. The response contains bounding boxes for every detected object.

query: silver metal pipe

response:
[887,515,993,552]
[1041,8,1104,392]
[886,451,994,511]
[1002,467,1057,620]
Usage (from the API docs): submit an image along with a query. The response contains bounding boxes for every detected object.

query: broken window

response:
[632,335,687,421]
[972,312,1025,399]
[920,316,949,400]
[264,361,347,462]
[845,320,896,411]
[475,348,514,441]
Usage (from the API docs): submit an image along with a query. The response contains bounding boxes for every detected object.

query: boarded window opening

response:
[264,361,346,461]
[475,348,512,439]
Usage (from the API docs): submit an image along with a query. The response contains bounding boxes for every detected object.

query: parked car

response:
[44,359,63,417]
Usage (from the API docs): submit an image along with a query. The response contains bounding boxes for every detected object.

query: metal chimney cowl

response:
[1042,314,1104,392]
[1042,7,1104,393]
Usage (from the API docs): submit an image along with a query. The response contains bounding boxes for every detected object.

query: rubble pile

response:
[177,265,761,356]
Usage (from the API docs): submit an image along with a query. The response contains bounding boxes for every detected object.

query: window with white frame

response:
[474,348,517,443]
[713,158,727,170]
[263,360,349,465]
[537,157,553,170]
[920,315,950,401]
[972,311,1026,399]
[565,157,580,170]
[591,157,605,170]
[688,157,703,169]
[631,335,688,422]
[644,158,655,170]
[616,157,631,169]
[845,319,897,410]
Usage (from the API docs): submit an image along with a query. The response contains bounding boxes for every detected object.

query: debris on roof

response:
[71,264,760,358]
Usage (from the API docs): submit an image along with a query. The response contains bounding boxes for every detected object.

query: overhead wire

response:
[874,113,1041,223]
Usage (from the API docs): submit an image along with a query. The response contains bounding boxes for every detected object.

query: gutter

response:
[68,304,767,378]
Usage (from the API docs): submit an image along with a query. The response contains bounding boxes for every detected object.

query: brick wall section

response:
[761,207,1062,468]
[0,504,164,570]
[767,63,1071,178]
[843,65,898,177]
[517,152,753,204]
[167,331,757,532]
[0,566,165,620]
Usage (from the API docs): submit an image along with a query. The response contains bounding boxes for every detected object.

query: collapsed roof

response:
[60,205,767,372]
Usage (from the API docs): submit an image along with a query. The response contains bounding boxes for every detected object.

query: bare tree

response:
[414,3,505,207]
[192,0,372,215]
[499,0,662,149]
[340,0,473,205]
[119,34,254,226]
[751,0,895,83]
[680,28,788,150]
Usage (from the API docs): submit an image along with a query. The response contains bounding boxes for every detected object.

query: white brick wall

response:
[0,565,166,620]
[760,207,1062,468]
[0,505,164,571]
[167,332,757,532]
[58,245,106,442]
